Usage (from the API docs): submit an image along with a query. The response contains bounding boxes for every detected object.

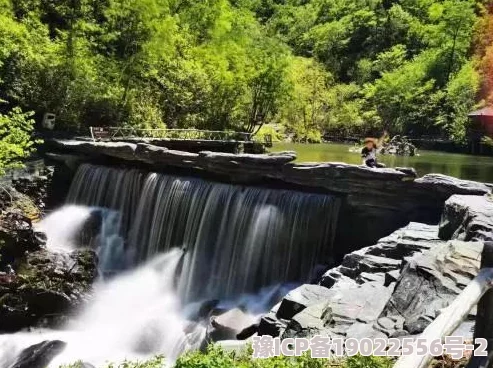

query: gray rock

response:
[8,340,66,368]
[382,240,483,334]
[276,284,333,320]
[385,270,401,286]
[439,195,493,242]
[377,317,396,331]
[357,272,386,285]
[282,302,332,338]
[415,174,490,197]
[389,315,405,330]
[341,253,401,278]
[208,308,257,342]
[237,323,259,340]
[198,150,297,165]
[345,323,387,340]
[404,315,435,335]
[390,330,409,338]
[258,312,287,337]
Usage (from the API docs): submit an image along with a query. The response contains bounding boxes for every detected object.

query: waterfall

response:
[36,205,95,252]
[67,164,341,301]
[0,250,205,367]
[0,163,341,367]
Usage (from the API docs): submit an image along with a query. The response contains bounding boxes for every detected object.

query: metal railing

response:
[89,127,254,142]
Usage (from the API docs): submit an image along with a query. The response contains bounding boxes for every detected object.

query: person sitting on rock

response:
[361,132,387,168]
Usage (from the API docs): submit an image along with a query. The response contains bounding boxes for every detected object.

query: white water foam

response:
[35,205,95,252]
[0,159,337,367]
[0,249,206,367]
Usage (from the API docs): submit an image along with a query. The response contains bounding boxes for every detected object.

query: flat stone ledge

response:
[48,139,474,188]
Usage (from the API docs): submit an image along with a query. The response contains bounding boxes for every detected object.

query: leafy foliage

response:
[0,106,36,174]
[0,0,488,142]
[58,347,394,368]
[59,356,166,368]
[175,345,393,368]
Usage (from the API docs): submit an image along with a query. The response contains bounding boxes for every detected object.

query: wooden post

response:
[467,241,493,368]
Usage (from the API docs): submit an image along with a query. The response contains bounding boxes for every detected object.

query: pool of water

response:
[272,143,493,184]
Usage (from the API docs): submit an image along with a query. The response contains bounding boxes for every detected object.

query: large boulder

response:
[258,312,288,337]
[0,248,97,332]
[276,284,334,320]
[12,168,53,211]
[282,302,332,338]
[8,340,66,368]
[439,194,493,242]
[207,308,258,342]
[382,240,483,334]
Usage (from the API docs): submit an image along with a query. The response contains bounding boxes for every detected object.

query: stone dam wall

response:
[45,139,491,259]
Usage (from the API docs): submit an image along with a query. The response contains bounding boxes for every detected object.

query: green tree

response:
[0,106,36,175]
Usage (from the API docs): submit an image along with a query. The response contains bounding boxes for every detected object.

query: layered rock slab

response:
[259,219,483,340]
[439,194,493,242]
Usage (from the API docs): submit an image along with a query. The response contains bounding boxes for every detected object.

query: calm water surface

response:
[272,143,493,184]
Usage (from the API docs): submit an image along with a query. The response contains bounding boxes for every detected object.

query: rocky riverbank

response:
[246,194,493,341]
[0,176,97,332]
[4,141,493,366]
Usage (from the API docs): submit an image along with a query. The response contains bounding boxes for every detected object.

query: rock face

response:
[207,308,258,342]
[382,240,482,334]
[0,211,46,263]
[439,194,493,242]
[7,340,66,368]
[0,247,97,332]
[276,284,333,320]
[0,186,98,332]
[47,139,491,251]
[259,216,485,340]
[11,168,53,212]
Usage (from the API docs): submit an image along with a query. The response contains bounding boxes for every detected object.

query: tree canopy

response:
[0,0,490,143]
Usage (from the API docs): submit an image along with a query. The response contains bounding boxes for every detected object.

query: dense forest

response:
[0,0,492,145]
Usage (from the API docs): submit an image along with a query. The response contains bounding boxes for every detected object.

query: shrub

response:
[0,106,37,175]
[59,347,395,368]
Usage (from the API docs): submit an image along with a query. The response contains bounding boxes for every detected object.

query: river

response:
[272,142,493,184]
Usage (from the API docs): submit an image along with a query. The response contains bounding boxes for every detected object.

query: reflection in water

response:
[273,143,493,183]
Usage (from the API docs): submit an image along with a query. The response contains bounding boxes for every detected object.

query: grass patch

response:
[59,346,394,368]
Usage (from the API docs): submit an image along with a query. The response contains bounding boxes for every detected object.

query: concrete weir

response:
[45,139,491,258]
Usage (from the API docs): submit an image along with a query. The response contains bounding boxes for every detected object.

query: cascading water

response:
[68,164,341,301]
[36,205,95,252]
[0,249,204,367]
[0,163,341,366]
